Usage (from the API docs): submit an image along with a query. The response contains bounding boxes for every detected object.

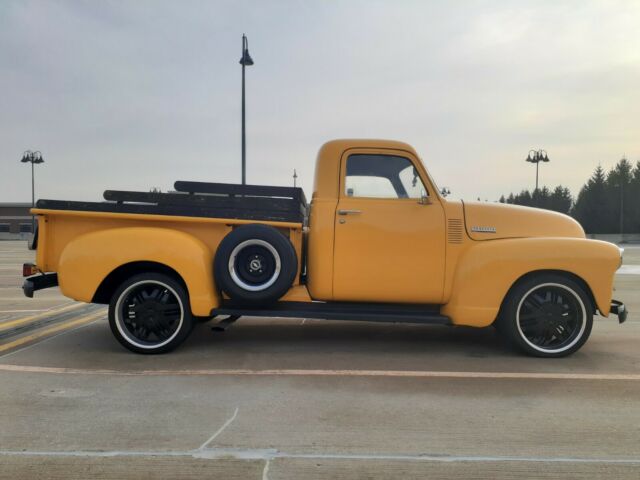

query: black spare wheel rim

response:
[516,283,586,354]
[228,239,281,291]
[115,280,184,349]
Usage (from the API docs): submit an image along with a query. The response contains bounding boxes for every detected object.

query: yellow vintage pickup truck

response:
[22,139,627,357]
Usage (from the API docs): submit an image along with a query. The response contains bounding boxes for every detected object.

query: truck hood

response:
[462,201,585,241]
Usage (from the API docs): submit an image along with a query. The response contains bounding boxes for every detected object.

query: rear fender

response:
[57,227,218,315]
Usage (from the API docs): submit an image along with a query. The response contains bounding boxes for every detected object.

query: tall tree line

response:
[499,158,640,234]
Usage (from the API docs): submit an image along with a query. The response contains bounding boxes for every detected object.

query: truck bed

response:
[36,181,308,224]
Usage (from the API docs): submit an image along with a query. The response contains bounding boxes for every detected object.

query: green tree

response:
[499,157,640,233]
[531,187,551,210]
[572,165,608,233]
[630,161,640,232]
[604,157,633,234]
[549,186,572,214]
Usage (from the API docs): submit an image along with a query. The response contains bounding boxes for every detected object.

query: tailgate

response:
[32,213,50,272]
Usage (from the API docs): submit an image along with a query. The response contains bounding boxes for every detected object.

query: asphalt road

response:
[0,240,639,479]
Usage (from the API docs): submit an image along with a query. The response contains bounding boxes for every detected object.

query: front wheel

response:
[108,273,194,354]
[498,274,593,358]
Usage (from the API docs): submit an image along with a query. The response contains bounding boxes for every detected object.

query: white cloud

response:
[1,0,639,203]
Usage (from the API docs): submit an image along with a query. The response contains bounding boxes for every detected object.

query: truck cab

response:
[307,140,446,305]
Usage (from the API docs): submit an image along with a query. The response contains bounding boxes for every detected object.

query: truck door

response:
[332,149,446,304]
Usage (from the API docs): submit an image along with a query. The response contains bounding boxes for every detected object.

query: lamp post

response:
[620,181,624,236]
[20,150,45,233]
[614,180,624,236]
[293,169,298,188]
[239,34,254,185]
[525,149,550,191]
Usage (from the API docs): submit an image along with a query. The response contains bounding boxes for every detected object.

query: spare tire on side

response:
[214,224,298,306]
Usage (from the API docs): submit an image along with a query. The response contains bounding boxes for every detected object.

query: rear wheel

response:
[499,274,593,358]
[108,273,193,354]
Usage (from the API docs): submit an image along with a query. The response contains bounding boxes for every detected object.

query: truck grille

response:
[448,219,464,244]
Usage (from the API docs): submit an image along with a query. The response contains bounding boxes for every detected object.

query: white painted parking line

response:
[0,365,639,381]
[0,448,639,465]
[618,265,640,275]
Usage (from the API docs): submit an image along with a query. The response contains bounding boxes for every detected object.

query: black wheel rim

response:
[116,281,183,348]
[517,284,585,352]
[235,245,276,287]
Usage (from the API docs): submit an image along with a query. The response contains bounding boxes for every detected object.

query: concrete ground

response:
[0,241,638,479]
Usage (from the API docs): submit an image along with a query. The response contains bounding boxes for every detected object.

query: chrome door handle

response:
[337,209,362,215]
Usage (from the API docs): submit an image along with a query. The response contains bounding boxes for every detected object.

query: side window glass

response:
[345,176,396,198]
[345,154,427,199]
[398,165,427,199]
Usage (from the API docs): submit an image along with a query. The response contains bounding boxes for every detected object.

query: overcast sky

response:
[1,0,639,203]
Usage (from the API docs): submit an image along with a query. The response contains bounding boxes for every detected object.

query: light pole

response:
[293,169,298,188]
[615,181,624,236]
[239,34,254,185]
[620,181,624,236]
[20,150,44,233]
[525,149,550,191]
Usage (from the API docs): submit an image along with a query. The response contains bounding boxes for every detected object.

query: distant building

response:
[0,203,33,239]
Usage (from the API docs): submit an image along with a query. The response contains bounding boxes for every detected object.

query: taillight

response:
[23,263,38,277]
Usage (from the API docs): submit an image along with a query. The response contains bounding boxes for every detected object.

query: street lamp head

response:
[240,50,254,66]
[239,34,254,66]
[19,150,44,164]
[526,149,550,164]
[21,150,32,163]
[240,51,253,66]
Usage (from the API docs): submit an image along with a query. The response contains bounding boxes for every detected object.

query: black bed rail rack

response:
[36,181,308,224]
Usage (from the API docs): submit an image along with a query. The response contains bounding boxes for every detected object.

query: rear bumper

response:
[611,300,628,324]
[22,273,58,298]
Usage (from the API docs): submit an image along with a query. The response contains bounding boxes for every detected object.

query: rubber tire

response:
[214,224,298,306]
[108,273,194,354]
[498,273,593,358]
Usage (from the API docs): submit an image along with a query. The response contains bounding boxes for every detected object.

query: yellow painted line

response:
[0,365,638,381]
[0,303,84,331]
[0,310,105,353]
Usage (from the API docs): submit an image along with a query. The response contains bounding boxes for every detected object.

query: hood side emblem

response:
[471,226,497,233]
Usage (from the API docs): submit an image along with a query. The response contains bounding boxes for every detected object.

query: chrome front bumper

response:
[611,300,628,324]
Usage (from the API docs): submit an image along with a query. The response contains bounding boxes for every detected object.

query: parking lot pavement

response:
[0,241,639,479]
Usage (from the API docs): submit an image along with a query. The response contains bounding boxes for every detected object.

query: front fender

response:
[57,227,218,316]
[441,238,620,327]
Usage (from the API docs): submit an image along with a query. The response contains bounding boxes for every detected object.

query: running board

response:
[212,301,451,325]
